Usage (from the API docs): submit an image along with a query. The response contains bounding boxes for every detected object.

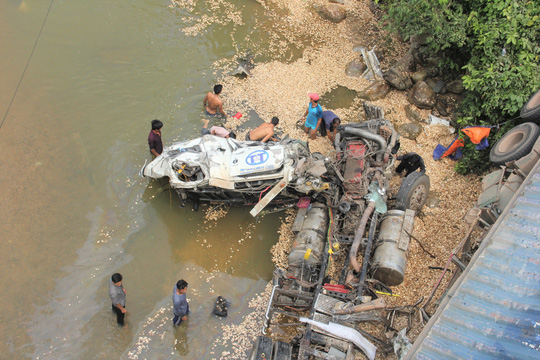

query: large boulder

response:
[404,104,423,123]
[384,66,413,90]
[447,79,465,94]
[358,80,391,101]
[317,4,347,23]
[398,123,423,140]
[408,81,437,109]
[345,59,367,77]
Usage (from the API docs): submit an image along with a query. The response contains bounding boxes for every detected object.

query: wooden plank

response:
[291,207,308,233]
[398,209,415,251]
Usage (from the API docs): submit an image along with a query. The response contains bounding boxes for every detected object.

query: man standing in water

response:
[109,273,127,326]
[246,116,279,142]
[173,279,190,326]
[203,84,227,118]
[148,119,163,157]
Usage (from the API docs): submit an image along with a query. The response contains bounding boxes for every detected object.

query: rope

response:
[0,0,55,132]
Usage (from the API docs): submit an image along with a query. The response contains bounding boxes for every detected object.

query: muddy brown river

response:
[0,1,284,358]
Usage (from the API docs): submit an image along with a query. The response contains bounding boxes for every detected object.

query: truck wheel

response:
[396,172,430,212]
[520,89,540,124]
[489,122,539,165]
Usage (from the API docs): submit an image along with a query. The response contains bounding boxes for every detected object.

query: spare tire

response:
[395,172,430,212]
[521,89,540,123]
[489,122,539,165]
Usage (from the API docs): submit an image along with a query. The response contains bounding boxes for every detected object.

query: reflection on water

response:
[0,0,294,359]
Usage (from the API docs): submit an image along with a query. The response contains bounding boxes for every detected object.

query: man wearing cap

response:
[302,93,323,140]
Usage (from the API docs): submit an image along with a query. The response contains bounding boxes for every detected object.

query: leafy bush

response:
[381,0,540,174]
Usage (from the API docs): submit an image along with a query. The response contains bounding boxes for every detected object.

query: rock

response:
[358,80,391,101]
[408,81,437,109]
[411,70,427,83]
[426,192,440,208]
[329,0,345,4]
[398,123,423,140]
[433,80,446,94]
[404,105,423,123]
[345,59,367,77]
[317,4,347,23]
[398,51,416,72]
[213,296,228,317]
[447,79,465,94]
[384,66,413,90]
[410,33,429,46]
[435,100,449,117]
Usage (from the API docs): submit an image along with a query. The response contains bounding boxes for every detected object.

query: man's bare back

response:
[248,117,279,142]
[203,84,226,117]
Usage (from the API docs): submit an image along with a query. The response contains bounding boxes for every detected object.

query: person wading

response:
[172,279,190,327]
[109,273,127,326]
[148,119,163,157]
[203,84,227,118]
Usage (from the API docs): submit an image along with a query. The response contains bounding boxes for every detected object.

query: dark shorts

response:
[205,109,221,117]
[201,128,211,136]
[245,133,251,141]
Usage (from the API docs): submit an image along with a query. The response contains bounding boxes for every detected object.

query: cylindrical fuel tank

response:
[288,203,328,268]
[372,210,409,286]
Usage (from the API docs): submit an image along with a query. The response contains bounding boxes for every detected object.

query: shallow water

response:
[0,1,288,358]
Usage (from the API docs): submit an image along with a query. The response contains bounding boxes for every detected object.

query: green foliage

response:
[382,0,540,174]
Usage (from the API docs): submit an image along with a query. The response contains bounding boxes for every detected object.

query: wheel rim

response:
[497,131,525,153]
[410,184,427,211]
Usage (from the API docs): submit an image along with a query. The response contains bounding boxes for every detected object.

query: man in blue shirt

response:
[320,110,341,142]
[302,93,323,140]
[173,279,190,326]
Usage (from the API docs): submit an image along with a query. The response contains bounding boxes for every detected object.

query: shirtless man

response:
[246,117,279,143]
[203,84,227,117]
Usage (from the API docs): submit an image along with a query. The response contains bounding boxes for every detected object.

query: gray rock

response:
[433,80,445,94]
[398,123,423,140]
[384,66,413,90]
[411,70,427,83]
[408,81,437,109]
[345,59,367,77]
[329,0,345,4]
[317,4,347,23]
[404,105,423,123]
[447,79,465,94]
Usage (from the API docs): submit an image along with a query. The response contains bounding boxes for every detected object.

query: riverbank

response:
[186,0,483,358]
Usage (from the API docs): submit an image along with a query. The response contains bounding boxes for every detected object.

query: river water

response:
[0,1,286,358]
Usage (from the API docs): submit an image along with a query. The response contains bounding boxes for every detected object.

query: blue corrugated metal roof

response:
[407,163,540,359]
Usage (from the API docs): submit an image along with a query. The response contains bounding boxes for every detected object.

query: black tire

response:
[395,172,430,212]
[489,122,540,165]
[521,89,540,124]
